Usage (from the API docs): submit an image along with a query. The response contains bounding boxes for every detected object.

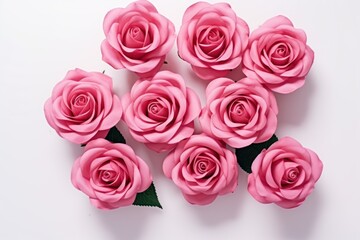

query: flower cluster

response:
[44,0,322,210]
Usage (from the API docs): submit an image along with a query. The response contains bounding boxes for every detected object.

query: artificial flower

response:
[177,1,249,80]
[122,70,201,152]
[200,77,278,148]
[163,134,238,205]
[71,139,152,209]
[44,68,121,144]
[101,0,176,78]
[242,15,314,93]
[248,137,323,208]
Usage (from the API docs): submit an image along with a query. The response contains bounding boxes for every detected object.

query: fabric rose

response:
[122,70,201,152]
[199,77,278,148]
[248,137,323,208]
[242,15,314,94]
[71,139,152,210]
[163,134,238,205]
[177,2,249,80]
[44,68,122,144]
[101,0,175,78]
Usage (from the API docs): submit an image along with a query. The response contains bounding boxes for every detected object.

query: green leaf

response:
[105,126,126,144]
[133,182,162,209]
[236,134,278,174]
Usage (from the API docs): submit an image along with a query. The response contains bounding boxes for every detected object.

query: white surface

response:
[1,0,359,239]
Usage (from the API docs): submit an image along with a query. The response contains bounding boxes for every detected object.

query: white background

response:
[1,0,359,239]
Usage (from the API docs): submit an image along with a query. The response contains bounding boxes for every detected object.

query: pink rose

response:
[101,0,175,78]
[199,77,278,148]
[44,68,121,144]
[248,137,323,208]
[177,2,249,80]
[122,71,201,152]
[163,134,238,205]
[242,15,314,94]
[71,139,152,210]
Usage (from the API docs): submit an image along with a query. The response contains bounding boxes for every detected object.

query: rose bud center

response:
[228,98,251,123]
[101,170,117,182]
[281,167,300,186]
[69,93,94,118]
[73,94,88,106]
[192,155,217,178]
[269,42,291,65]
[97,161,124,186]
[125,25,150,48]
[147,100,168,121]
[199,27,225,58]
[207,28,222,42]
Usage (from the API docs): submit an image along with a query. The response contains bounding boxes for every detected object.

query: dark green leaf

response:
[236,134,278,173]
[133,182,162,209]
[105,126,126,144]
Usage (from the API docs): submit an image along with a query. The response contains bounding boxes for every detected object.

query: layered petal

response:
[122,71,201,152]
[101,0,175,77]
[248,137,323,208]
[177,2,249,80]
[242,15,314,94]
[44,69,122,144]
[71,139,152,210]
[163,134,238,205]
[199,77,278,148]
